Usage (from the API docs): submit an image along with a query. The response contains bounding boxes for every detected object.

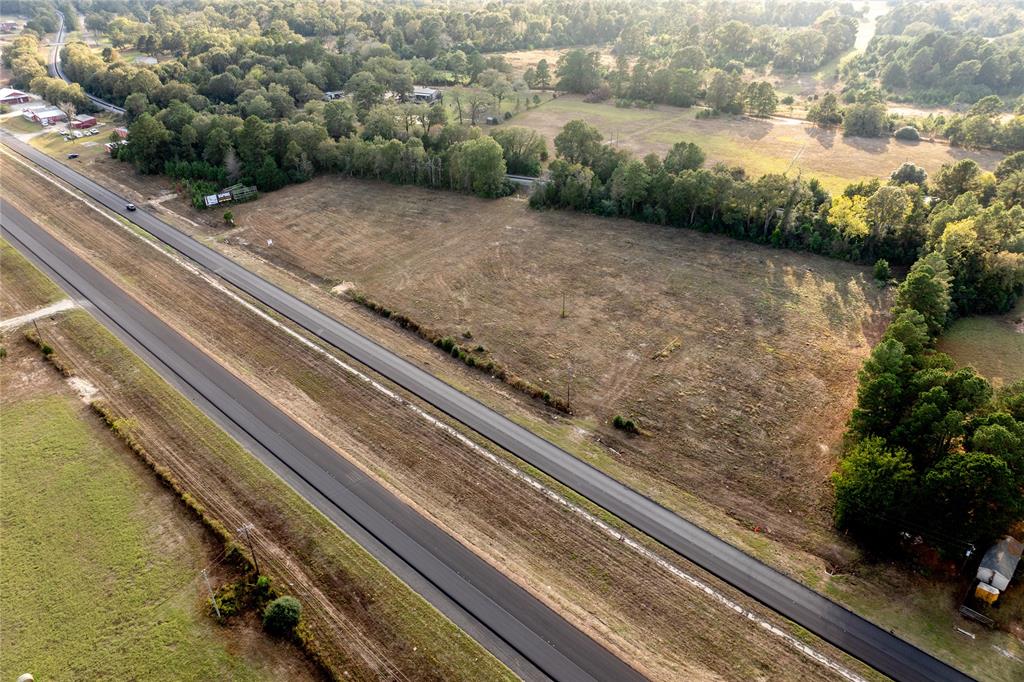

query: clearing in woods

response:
[0,335,319,681]
[939,297,1024,387]
[501,95,1005,192]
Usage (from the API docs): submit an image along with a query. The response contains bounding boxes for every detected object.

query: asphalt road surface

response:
[1,134,975,682]
[1,202,646,682]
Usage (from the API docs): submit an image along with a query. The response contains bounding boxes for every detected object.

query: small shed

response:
[976,536,1023,593]
[410,87,442,104]
[323,91,345,101]
[113,127,129,139]
[0,21,18,32]
[72,114,98,129]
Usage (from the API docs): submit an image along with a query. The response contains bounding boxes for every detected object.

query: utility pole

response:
[202,569,220,619]
[237,522,261,575]
[560,291,567,319]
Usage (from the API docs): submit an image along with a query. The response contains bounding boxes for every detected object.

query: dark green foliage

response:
[893,126,920,141]
[832,438,915,547]
[612,415,639,434]
[873,259,891,281]
[263,596,302,636]
[842,246,1023,556]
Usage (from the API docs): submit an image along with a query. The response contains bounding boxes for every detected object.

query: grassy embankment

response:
[0,238,64,317]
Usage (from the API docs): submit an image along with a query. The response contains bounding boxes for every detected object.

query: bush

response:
[873,258,891,281]
[40,344,54,356]
[612,415,639,434]
[263,596,301,635]
[893,125,920,141]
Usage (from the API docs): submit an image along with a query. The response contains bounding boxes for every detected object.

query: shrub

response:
[893,125,920,141]
[503,110,512,120]
[263,596,301,635]
[612,415,639,434]
[873,258,891,281]
[223,210,234,224]
[0,346,6,360]
[40,343,54,356]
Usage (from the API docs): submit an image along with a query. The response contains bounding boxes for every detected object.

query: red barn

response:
[71,114,98,129]
[0,88,31,105]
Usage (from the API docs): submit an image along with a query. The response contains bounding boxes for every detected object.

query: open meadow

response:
[939,298,1024,387]
[503,95,1005,192]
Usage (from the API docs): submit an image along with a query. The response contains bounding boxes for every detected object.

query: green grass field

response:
[0,238,64,317]
[0,395,274,680]
[0,115,43,135]
[939,298,1024,386]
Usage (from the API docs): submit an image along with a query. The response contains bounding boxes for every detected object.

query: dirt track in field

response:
[1,150,878,681]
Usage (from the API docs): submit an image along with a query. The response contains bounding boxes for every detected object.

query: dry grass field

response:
[503,95,1005,192]
[213,176,891,558]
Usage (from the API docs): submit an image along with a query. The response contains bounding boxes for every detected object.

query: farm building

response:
[71,114,98,129]
[323,91,345,101]
[23,106,67,125]
[974,536,1022,603]
[0,21,18,32]
[203,183,258,207]
[113,127,129,139]
[410,86,442,103]
[0,87,31,105]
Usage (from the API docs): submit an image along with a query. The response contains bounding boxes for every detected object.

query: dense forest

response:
[3,0,1022,561]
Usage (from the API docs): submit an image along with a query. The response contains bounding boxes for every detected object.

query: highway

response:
[0,199,647,682]
[1,129,974,682]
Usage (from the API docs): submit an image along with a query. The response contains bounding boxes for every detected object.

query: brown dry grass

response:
[216,176,889,559]
[0,144,887,681]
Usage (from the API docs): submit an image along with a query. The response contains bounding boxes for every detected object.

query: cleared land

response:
[0,336,317,681]
[1,237,64,317]
[502,95,1005,192]
[939,298,1024,387]
[0,145,890,681]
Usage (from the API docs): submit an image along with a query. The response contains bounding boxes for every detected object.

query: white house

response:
[975,536,1022,602]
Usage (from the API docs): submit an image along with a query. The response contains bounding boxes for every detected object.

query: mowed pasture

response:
[222,177,890,553]
[504,96,1005,192]
[939,298,1024,387]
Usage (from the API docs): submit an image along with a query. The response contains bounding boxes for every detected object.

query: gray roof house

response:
[976,536,1023,592]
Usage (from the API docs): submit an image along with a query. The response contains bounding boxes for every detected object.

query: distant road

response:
[1,200,646,682]
[49,11,126,115]
[11,73,973,682]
